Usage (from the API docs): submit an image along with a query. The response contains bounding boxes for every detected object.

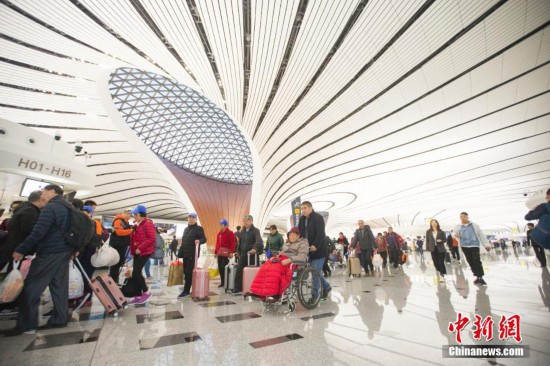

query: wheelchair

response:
[255,261,322,313]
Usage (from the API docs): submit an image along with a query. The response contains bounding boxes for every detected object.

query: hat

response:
[189,212,198,219]
[131,205,147,214]
[219,219,229,226]
[287,227,300,237]
[83,206,94,215]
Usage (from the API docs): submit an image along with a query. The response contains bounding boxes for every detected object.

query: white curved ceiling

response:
[1,0,550,231]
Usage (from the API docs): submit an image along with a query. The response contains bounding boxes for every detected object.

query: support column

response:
[163,159,252,250]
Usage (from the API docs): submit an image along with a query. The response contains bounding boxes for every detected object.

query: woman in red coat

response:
[129,205,156,305]
[214,219,236,288]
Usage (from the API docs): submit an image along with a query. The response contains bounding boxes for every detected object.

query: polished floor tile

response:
[198,301,237,308]
[136,310,184,324]
[0,252,549,365]
[249,333,303,349]
[139,331,201,350]
[24,328,101,351]
[215,312,262,323]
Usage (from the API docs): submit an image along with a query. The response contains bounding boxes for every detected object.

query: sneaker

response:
[0,308,18,316]
[478,278,487,286]
[231,290,242,296]
[217,284,224,288]
[135,293,151,304]
[128,296,142,305]
[177,292,190,298]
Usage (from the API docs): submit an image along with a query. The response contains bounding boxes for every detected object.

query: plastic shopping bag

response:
[209,260,219,279]
[0,261,24,303]
[68,261,84,299]
[20,257,33,279]
[372,254,383,268]
[91,244,120,267]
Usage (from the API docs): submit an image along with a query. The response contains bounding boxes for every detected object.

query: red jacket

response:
[250,254,292,297]
[130,218,156,256]
[215,228,236,255]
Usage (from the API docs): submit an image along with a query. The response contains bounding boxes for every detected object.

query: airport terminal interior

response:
[0,0,550,365]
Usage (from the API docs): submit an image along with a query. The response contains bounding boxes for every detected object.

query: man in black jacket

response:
[355,220,377,276]
[0,191,44,316]
[11,185,76,335]
[231,215,263,295]
[177,213,206,298]
[298,201,331,300]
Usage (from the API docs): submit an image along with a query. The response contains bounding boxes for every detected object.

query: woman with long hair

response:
[426,219,448,283]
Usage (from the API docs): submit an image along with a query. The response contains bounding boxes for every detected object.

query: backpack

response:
[151,232,165,259]
[56,200,95,250]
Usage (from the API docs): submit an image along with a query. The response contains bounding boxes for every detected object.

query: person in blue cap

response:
[129,205,155,305]
[177,213,206,298]
[215,219,236,288]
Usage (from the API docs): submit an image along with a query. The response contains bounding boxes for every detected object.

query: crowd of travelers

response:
[0,186,548,336]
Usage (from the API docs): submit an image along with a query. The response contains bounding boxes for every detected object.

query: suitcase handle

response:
[248,252,258,267]
[74,257,93,285]
[194,240,200,269]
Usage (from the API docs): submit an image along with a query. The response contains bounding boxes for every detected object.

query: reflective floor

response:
[1,248,549,365]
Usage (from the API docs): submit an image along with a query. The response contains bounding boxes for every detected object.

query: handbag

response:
[218,247,231,258]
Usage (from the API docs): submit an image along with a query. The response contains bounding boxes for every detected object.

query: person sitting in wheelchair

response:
[250,227,309,302]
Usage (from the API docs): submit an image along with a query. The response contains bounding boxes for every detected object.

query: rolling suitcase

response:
[191,243,210,301]
[348,256,361,277]
[75,258,127,317]
[243,253,260,295]
[224,261,237,293]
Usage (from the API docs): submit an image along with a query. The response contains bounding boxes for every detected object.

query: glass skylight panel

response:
[109,67,253,184]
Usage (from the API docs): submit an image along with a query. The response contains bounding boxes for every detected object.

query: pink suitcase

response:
[243,253,260,296]
[75,258,127,316]
[191,243,210,301]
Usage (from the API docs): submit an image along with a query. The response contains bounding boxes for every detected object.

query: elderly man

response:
[10,185,75,335]
[231,215,263,295]
[177,213,206,298]
[354,220,377,276]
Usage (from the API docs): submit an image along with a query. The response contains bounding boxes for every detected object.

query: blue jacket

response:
[525,202,550,221]
[15,195,74,256]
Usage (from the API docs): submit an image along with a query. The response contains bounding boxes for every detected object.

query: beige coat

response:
[281,237,309,263]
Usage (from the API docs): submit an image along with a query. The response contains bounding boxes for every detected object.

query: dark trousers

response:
[217,255,229,286]
[182,256,195,294]
[132,254,150,296]
[533,244,547,267]
[109,245,128,284]
[323,256,331,276]
[17,252,71,331]
[360,249,374,273]
[380,251,388,267]
[389,249,400,268]
[431,250,447,275]
[451,246,460,260]
[77,246,96,296]
[461,246,484,277]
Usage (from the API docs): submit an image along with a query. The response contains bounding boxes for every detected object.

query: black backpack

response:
[56,200,95,249]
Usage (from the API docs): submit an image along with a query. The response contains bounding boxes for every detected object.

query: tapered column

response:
[163,158,251,250]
